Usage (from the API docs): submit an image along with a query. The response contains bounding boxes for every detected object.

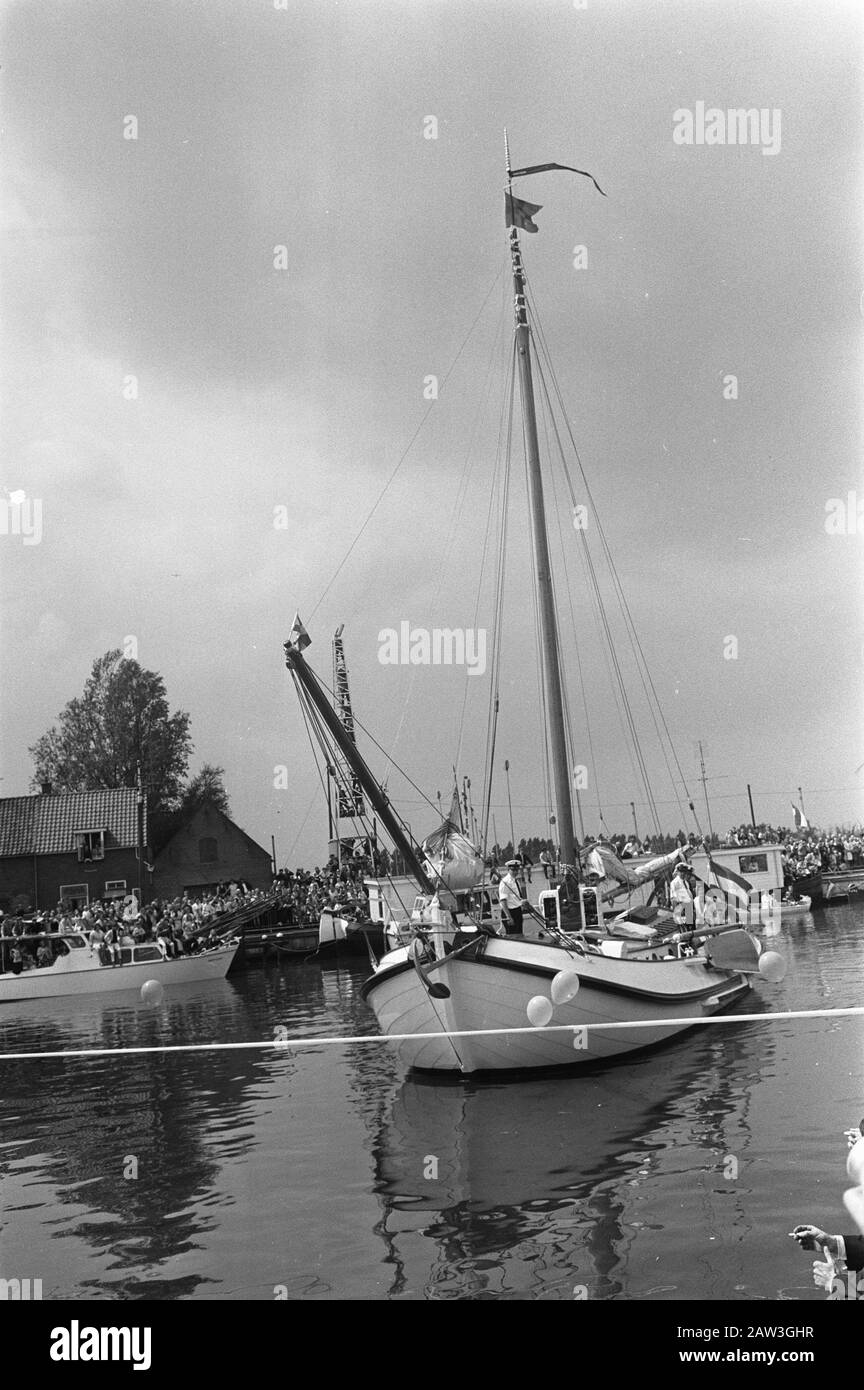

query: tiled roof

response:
[0,789,144,858]
[0,797,36,857]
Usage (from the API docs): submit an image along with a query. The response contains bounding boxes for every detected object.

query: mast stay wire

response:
[520,392,555,850]
[533,345,663,837]
[455,327,518,780]
[478,340,518,854]
[526,282,696,833]
[379,288,510,791]
[309,262,507,624]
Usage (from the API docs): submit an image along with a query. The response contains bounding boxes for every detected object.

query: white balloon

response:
[758,950,786,983]
[140,978,164,1006]
[551,969,580,1005]
[526,995,554,1027]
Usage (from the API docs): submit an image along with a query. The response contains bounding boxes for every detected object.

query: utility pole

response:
[698,741,714,841]
[504,759,515,853]
[136,760,145,905]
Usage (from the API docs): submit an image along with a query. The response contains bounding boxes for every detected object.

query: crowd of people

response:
[0,880,282,973]
[721,823,864,880]
[0,849,387,974]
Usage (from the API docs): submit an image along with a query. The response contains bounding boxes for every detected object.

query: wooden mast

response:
[505,131,576,869]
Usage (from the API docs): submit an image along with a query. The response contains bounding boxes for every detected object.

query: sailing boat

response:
[283,143,785,1073]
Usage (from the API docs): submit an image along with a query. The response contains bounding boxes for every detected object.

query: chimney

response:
[40,781,52,796]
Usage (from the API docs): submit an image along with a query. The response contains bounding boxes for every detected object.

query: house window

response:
[199,837,218,864]
[59,883,89,908]
[76,830,106,862]
[104,880,127,899]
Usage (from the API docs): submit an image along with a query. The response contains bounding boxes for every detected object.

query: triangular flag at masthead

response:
[509,162,606,197]
[505,192,542,232]
[286,613,311,652]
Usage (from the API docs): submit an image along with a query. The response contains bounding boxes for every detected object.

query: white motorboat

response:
[0,931,238,1002]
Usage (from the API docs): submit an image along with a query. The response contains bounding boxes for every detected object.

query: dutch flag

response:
[705,855,753,908]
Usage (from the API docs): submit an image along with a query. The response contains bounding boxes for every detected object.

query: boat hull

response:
[0,946,237,1003]
[362,936,751,1074]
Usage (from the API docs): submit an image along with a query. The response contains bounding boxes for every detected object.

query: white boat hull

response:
[362,935,751,1074]
[0,945,238,1003]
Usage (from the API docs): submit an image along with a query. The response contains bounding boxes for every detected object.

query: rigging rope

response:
[309,262,507,623]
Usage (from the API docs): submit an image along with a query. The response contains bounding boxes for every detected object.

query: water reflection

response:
[369,1016,770,1299]
[0,906,860,1300]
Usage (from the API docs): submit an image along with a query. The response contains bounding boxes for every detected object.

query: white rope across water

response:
[1,1005,863,1062]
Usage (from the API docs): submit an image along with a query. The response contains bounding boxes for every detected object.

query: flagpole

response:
[747,782,756,829]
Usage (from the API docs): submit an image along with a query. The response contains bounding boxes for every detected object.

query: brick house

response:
[152,804,273,899]
[0,785,148,912]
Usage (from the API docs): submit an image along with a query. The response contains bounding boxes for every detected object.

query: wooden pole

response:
[509,224,576,870]
[747,783,756,829]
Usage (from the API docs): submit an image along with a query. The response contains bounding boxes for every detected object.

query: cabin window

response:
[134,946,163,963]
[104,879,126,898]
[739,853,768,875]
[199,837,218,864]
[76,830,106,862]
[59,883,89,907]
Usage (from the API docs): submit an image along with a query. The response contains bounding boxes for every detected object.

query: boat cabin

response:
[0,931,167,976]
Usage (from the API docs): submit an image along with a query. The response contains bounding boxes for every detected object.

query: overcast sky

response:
[1,0,862,866]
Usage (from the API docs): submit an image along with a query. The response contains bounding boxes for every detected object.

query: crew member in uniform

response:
[498,860,526,935]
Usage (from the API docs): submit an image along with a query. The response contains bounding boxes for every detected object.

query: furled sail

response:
[583,841,687,886]
[422,809,485,892]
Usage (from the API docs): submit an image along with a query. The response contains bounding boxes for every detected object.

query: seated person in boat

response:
[36,938,53,969]
[102,925,122,965]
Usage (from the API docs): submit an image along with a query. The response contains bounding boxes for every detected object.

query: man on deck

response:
[498,860,526,935]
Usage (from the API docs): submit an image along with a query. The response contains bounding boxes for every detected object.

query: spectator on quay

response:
[792,1125,864,1297]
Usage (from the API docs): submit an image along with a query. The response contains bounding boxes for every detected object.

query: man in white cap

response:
[498,860,526,935]
[670,862,702,926]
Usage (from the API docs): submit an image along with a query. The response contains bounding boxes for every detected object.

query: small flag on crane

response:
[286,613,311,652]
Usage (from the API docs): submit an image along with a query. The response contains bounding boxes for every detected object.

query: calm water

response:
[1,905,862,1301]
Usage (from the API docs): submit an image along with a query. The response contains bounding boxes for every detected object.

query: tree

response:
[30,650,193,817]
[181,764,230,817]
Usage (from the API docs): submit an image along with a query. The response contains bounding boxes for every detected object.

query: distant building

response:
[0,784,147,912]
[152,804,272,899]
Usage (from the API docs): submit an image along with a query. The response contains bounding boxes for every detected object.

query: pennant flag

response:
[791,802,810,831]
[703,855,753,908]
[505,192,542,232]
[286,612,311,652]
[509,162,606,197]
